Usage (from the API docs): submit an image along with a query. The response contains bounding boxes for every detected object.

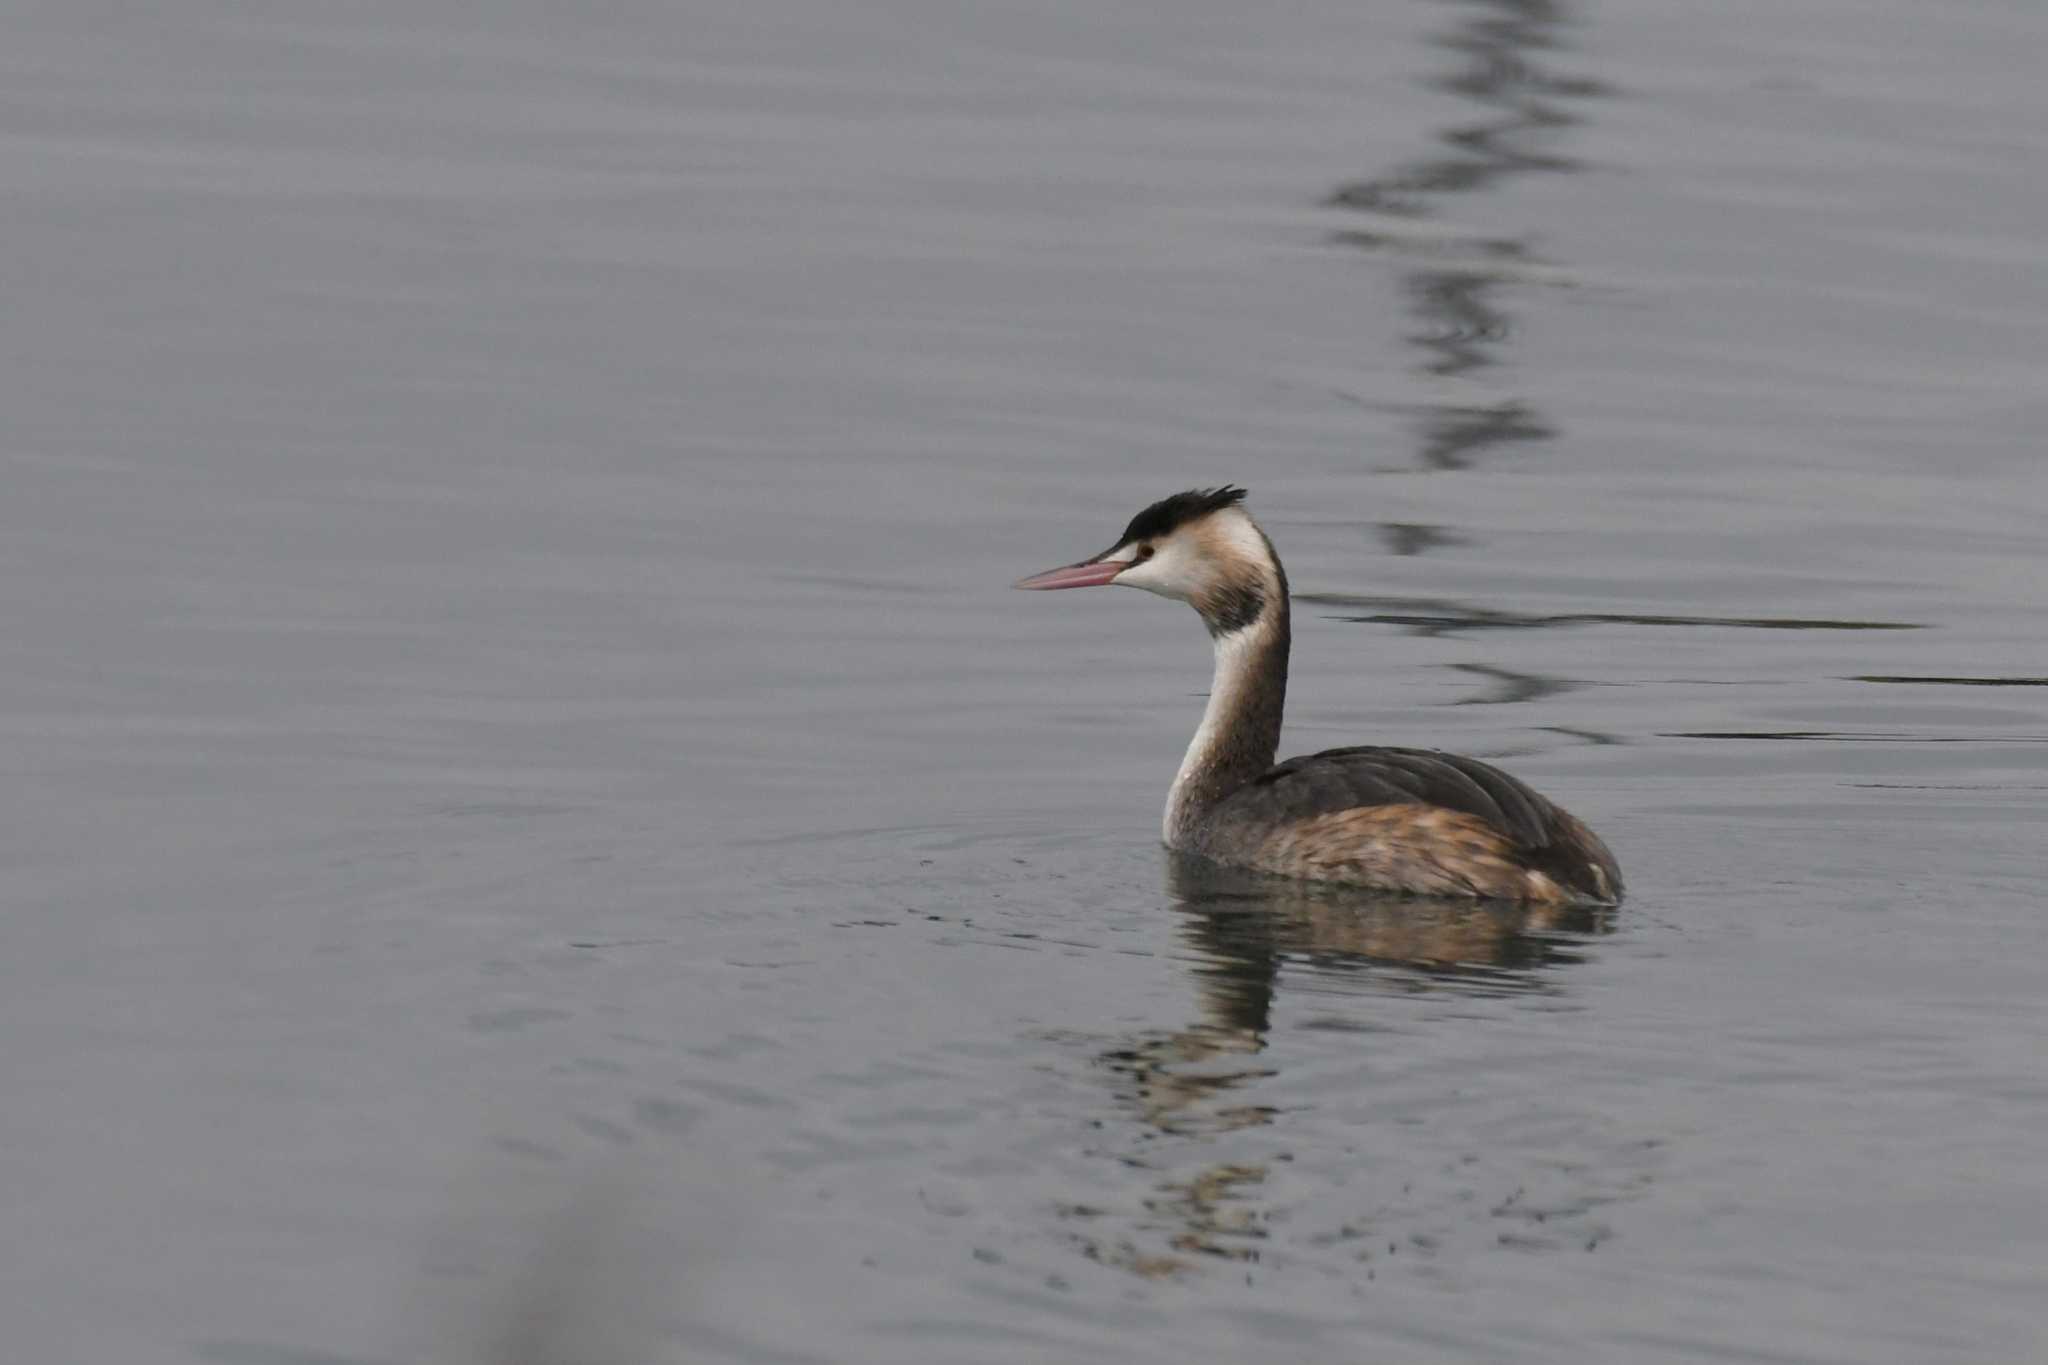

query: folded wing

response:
[1202,746,1622,902]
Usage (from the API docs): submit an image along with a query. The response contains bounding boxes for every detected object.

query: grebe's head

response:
[1014,486,1284,636]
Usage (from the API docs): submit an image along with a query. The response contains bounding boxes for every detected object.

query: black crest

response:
[1116,486,1248,547]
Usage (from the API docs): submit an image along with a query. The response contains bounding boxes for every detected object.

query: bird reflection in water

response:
[1078,852,1608,1277]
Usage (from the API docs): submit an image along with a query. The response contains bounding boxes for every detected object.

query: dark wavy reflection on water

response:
[1311,2,1620,749]
[1328,0,1607,476]
[1298,592,1926,639]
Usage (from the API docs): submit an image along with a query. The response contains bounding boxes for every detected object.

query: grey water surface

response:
[4,1,2046,1361]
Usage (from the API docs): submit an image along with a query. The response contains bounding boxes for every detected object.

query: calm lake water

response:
[4,1,2046,1361]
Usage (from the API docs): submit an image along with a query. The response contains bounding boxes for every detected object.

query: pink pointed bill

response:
[1013,557,1126,590]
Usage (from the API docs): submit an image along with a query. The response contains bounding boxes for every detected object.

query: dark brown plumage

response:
[1196,747,1622,903]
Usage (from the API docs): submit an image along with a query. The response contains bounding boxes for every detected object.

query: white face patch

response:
[1107,507,1268,605]
[1110,533,1202,600]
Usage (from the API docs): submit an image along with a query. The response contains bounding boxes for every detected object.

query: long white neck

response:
[1164,603,1290,848]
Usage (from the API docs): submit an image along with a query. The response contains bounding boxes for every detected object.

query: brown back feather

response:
[1217,746,1621,902]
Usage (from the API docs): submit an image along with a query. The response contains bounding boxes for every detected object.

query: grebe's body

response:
[1017,488,1621,905]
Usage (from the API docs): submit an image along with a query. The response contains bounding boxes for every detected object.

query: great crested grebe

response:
[1016,487,1622,905]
